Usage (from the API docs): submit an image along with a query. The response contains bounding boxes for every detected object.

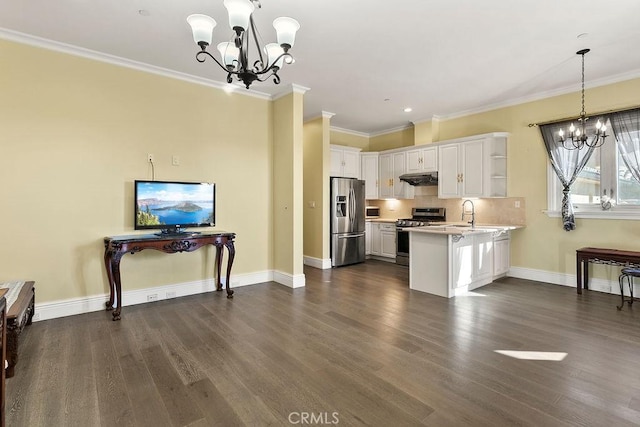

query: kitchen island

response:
[408,225,519,297]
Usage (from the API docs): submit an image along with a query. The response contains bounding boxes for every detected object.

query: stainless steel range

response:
[396,207,446,266]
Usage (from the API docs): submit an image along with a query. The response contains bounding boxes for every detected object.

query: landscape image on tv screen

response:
[135,181,215,229]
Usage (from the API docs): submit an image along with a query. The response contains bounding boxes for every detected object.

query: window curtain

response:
[610,108,640,185]
[539,121,597,231]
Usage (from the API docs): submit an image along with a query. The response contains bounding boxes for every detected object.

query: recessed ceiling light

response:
[404,107,412,113]
[138,9,150,16]
[577,33,588,39]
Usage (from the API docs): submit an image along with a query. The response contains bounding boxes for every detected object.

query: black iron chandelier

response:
[558,48,608,150]
[187,0,299,89]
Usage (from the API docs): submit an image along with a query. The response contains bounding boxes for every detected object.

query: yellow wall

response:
[0,39,274,302]
[272,89,305,278]
[369,127,415,151]
[303,116,330,260]
[436,78,640,281]
[330,129,369,150]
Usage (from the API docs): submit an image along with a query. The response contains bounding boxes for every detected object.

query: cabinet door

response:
[451,236,474,289]
[330,147,343,177]
[342,149,360,178]
[406,149,422,173]
[392,152,412,199]
[370,223,381,255]
[361,153,379,199]
[438,144,461,198]
[380,230,396,258]
[494,237,510,277]
[461,139,485,197]
[365,222,372,255]
[474,233,494,282]
[378,154,393,198]
[422,147,438,172]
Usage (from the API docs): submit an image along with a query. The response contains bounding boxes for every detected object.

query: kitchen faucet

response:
[462,199,475,229]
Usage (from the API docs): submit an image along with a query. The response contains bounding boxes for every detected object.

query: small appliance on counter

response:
[395,207,446,266]
[330,177,366,267]
[365,206,380,218]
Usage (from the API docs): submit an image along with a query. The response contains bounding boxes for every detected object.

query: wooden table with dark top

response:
[576,247,640,294]
[103,232,235,320]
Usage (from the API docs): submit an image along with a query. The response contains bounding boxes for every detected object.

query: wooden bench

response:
[576,247,640,294]
[1,281,35,378]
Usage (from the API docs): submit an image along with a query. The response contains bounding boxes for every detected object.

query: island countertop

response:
[406,224,522,236]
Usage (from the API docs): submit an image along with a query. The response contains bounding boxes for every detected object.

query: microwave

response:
[365,206,380,218]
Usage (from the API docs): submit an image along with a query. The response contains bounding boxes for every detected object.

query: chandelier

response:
[187,0,299,89]
[558,49,608,150]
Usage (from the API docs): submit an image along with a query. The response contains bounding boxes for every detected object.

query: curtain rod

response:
[527,105,640,128]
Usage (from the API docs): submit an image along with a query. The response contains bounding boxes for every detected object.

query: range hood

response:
[399,172,438,186]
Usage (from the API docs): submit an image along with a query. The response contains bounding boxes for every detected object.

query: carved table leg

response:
[110,254,123,321]
[104,248,115,310]
[225,239,235,299]
[215,244,223,291]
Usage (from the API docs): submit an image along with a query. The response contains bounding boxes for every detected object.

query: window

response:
[547,110,640,219]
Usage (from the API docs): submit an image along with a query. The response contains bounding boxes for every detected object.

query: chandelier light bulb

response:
[187,14,217,47]
[569,123,575,133]
[273,17,300,50]
[223,0,255,32]
[264,43,285,69]
[559,129,564,138]
[217,42,239,69]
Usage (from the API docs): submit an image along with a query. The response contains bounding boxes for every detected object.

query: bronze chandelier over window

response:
[187,0,300,89]
[558,48,608,150]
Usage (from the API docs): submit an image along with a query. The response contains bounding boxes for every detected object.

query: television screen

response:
[134,180,215,233]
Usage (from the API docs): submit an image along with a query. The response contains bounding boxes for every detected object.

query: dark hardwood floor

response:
[6,260,640,426]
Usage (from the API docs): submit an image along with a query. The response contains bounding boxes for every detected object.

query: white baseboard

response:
[33,270,273,322]
[303,256,332,269]
[508,266,623,295]
[273,270,306,288]
[33,265,629,322]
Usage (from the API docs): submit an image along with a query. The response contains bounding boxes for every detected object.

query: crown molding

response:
[369,123,413,138]
[0,27,274,100]
[330,126,370,138]
[417,69,640,123]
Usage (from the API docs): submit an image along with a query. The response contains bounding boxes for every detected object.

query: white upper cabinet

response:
[437,132,508,198]
[330,145,361,178]
[360,152,379,200]
[379,151,413,199]
[406,146,438,173]
[393,151,413,199]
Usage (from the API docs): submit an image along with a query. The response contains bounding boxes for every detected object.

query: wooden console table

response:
[104,232,235,320]
[576,247,640,294]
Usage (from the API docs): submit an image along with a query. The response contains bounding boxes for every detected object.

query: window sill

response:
[544,209,640,220]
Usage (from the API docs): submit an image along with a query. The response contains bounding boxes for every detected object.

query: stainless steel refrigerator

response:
[330,177,366,267]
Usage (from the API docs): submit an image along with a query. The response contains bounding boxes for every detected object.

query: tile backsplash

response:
[367,187,526,225]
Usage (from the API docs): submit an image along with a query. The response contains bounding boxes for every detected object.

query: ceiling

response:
[2,0,640,135]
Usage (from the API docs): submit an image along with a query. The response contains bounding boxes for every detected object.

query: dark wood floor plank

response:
[140,345,204,426]
[7,260,640,426]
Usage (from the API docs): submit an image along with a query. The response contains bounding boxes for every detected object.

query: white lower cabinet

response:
[410,228,512,298]
[380,226,396,258]
[451,232,493,291]
[365,222,372,255]
[493,231,510,278]
[368,222,396,260]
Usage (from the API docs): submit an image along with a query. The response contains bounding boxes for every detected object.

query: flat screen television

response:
[134,180,215,235]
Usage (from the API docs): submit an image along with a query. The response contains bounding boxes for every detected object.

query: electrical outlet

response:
[166,291,177,299]
[147,153,154,163]
[147,293,158,302]
[515,200,521,208]
[172,155,180,166]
